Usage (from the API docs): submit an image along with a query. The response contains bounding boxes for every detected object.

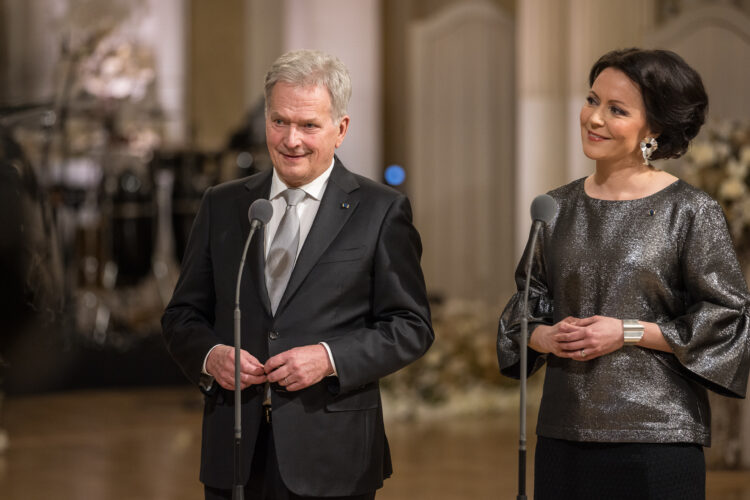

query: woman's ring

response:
[580,349,586,358]
[284,377,289,385]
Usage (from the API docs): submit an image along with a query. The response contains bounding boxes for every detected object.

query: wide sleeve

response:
[658,199,750,398]
[497,225,554,379]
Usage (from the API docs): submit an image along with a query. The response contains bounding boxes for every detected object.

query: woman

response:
[497,48,750,499]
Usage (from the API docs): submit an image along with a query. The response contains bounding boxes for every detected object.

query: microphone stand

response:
[232,220,263,500]
[518,220,542,500]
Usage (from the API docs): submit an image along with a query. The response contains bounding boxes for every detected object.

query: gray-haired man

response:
[163,49,433,499]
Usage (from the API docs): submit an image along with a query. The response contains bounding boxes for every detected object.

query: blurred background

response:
[1,0,750,498]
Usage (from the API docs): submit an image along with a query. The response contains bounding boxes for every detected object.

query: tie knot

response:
[281,188,305,207]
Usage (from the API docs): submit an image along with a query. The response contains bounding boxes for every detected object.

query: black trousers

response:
[534,436,705,500]
[204,420,376,500]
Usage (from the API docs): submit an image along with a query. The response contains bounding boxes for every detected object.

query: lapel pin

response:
[340,202,350,209]
[648,209,655,216]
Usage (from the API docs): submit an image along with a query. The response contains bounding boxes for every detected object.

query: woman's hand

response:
[530,315,624,361]
[529,317,585,355]
[555,315,625,360]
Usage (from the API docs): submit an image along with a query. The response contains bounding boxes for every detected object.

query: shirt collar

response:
[269,158,335,201]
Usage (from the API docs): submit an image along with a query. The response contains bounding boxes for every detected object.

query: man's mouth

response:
[281,151,308,160]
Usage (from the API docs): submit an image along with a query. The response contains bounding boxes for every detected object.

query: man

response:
[162,50,433,499]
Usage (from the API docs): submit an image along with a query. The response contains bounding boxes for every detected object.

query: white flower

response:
[719,177,746,201]
[740,145,750,167]
[714,141,732,163]
[726,159,748,179]
[714,120,734,141]
[687,141,716,167]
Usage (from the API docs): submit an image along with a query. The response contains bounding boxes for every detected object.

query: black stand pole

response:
[232,224,261,500]
[231,199,271,500]
[517,222,541,500]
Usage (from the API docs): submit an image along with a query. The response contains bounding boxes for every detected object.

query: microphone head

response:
[530,194,558,224]
[248,198,273,225]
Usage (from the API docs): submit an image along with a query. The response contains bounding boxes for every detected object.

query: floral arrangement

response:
[671,119,750,255]
[381,298,542,420]
[77,35,155,102]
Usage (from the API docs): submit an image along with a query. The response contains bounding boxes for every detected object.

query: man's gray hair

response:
[264,49,352,121]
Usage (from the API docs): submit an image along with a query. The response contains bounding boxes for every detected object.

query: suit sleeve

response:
[161,186,223,387]
[325,195,434,394]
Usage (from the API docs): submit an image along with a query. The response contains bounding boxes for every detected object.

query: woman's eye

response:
[610,106,626,116]
[585,96,597,105]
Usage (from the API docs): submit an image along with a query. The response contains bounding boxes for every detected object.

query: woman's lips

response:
[586,130,608,141]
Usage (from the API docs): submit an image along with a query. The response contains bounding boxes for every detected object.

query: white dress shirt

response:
[264,160,332,262]
[202,159,338,380]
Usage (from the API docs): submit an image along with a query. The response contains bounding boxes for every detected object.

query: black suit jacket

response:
[162,158,433,496]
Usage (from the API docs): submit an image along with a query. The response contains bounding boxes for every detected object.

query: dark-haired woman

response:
[497,48,750,500]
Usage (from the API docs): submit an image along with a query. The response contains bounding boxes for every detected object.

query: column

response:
[282,0,382,181]
[515,0,570,258]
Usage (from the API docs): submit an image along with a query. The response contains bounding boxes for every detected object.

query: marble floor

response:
[1,386,749,499]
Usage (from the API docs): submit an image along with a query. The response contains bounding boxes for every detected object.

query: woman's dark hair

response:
[589,48,708,161]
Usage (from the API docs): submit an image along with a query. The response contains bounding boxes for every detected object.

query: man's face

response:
[266,82,349,188]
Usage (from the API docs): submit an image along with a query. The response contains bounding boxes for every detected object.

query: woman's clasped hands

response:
[529,316,626,361]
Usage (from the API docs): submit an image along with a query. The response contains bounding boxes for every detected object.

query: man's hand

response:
[265,345,334,391]
[205,345,267,390]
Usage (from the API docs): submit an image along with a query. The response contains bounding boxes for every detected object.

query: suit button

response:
[269,331,279,340]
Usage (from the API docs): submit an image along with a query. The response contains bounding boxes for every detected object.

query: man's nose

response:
[283,126,301,147]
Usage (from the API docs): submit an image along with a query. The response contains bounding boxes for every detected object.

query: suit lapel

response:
[275,159,360,315]
[239,170,273,315]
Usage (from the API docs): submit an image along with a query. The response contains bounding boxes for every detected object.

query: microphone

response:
[517,194,557,500]
[233,198,272,500]
[248,198,273,231]
[530,194,557,224]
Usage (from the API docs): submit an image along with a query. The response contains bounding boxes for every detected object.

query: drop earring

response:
[640,137,658,165]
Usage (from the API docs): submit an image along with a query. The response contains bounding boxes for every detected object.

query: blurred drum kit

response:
[0,98,268,350]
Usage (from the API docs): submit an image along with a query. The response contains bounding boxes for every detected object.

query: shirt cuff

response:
[202,344,222,375]
[319,342,338,377]
[200,344,222,391]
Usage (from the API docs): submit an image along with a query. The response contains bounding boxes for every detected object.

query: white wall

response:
[136,0,187,144]
[283,0,382,180]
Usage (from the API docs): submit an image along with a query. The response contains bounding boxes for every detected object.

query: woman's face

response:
[580,67,655,164]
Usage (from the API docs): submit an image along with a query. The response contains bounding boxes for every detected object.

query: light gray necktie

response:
[265,188,306,314]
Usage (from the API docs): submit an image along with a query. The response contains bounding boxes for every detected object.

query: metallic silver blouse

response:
[498,178,750,446]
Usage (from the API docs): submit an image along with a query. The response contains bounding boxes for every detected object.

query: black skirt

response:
[534,436,705,500]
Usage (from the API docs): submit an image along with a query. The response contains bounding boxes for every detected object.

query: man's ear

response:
[335,115,350,148]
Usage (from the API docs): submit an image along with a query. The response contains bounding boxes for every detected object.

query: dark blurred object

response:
[108,158,156,286]
[0,353,6,453]
[224,98,270,179]
[0,127,64,345]
[0,126,65,393]
[151,150,219,263]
